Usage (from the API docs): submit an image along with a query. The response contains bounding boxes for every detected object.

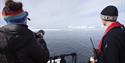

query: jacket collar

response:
[105,22,123,34]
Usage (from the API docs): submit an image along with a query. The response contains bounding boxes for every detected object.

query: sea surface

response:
[44,29,104,63]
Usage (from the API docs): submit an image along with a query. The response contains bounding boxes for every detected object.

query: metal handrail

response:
[49,53,77,63]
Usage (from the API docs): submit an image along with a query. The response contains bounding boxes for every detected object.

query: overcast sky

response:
[0,0,125,29]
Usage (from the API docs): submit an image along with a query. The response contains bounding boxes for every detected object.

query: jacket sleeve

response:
[99,34,120,63]
[29,40,49,63]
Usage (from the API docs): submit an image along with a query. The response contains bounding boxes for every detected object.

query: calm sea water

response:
[44,29,104,63]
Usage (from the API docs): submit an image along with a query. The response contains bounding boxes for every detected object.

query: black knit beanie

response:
[101,5,118,21]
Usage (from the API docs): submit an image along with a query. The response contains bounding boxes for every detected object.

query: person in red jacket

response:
[90,5,125,63]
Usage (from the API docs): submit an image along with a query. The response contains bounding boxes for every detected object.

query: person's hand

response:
[90,56,97,63]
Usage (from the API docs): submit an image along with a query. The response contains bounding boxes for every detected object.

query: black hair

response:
[38,30,45,35]
[5,0,23,12]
